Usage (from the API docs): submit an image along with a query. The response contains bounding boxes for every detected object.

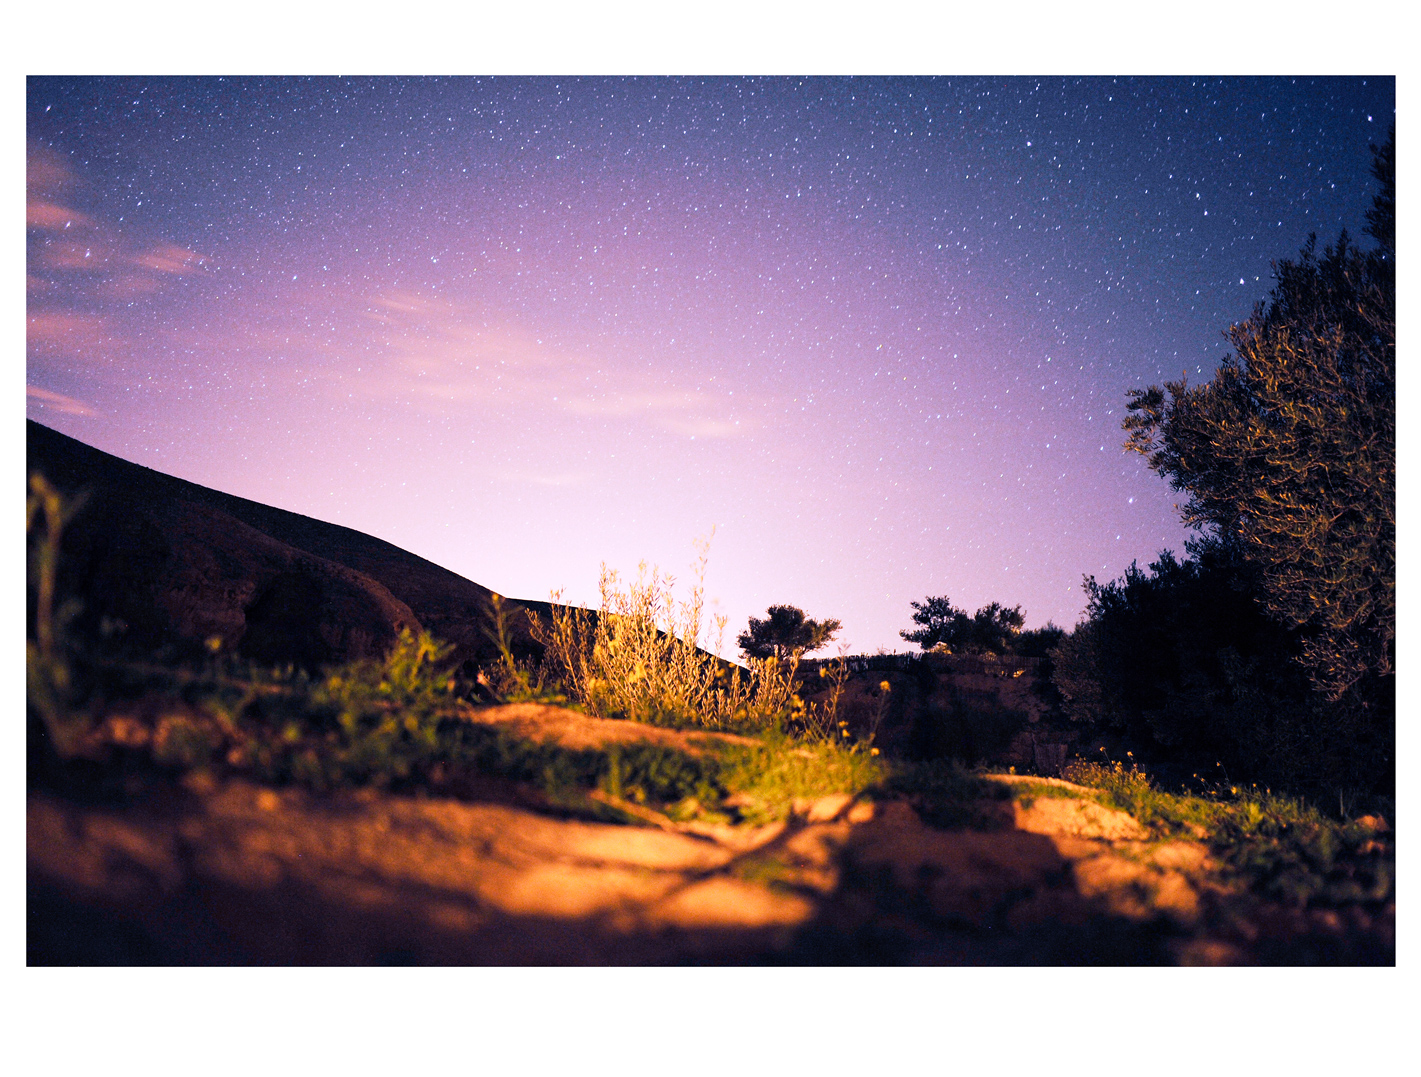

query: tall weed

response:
[27,474,89,755]
[530,538,799,731]
[478,592,569,705]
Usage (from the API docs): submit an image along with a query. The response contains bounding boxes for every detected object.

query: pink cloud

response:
[38,237,115,271]
[27,385,100,417]
[131,244,208,275]
[324,289,754,439]
[27,200,94,232]
[28,311,109,352]
[28,147,210,293]
[370,291,434,315]
[27,144,79,195]
[98,273,166,299]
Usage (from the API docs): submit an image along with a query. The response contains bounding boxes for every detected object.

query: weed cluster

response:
[793,661,891,751]
[717,729,887,825]
[529,540,799,732]
[38,628,899,828]
[477,592,570,706]
[27,474,89,756]
[1063,755,1393,909]
[35,624,733,813]
[37,629,458,788]
[28,480,892,828]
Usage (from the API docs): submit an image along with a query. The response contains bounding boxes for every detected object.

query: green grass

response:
[28,599,1397,915]
[1061,759,1394,909]
[716,730,886,825]
[878,759,1011,830]
[30,495,881,825]
[30,622,1396,918]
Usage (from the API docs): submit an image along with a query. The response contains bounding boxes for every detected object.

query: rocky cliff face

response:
[27,421,538,671]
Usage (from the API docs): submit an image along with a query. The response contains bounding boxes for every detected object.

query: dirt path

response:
[27,709,1392,965]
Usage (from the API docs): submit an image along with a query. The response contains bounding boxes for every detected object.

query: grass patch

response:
[34,621,891,827]
[31,618,713,802]
[1007,778,1103,800]
[28,479,1393,921]
[1002,778,1110,811]
[1063,759,1394,909]
[31,495,879,824]
[879,759,1011,830]
[717,731,887,825]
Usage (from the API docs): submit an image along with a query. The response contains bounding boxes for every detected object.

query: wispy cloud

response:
[335,288,753,439]
[27,384,100,417]
[490,466,589,488]
[131,244,209,275]
[561,389,701,417]
[26,147,217,391]
[35,235,118,272]
[27,311,110,352]
[658,416,745,439]
[27,143,211,301]
[27,144,79,193]
[562,391,747,439]
[27,200,94,231]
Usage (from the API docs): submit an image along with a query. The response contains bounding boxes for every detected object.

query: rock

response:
[1011,796,1149,841]
[792,793,854,822]
[1032,741,1069,777]
[26,704,1396,964]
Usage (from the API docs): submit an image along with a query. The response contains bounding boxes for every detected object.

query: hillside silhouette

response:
[28,420,548,672]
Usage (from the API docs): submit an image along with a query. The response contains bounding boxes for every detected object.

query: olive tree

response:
[1122,130,1394,704]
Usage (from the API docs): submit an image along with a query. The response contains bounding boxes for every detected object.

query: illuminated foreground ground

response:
[28,705,1392,965]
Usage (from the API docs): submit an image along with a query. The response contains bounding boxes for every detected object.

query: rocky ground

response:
[28,704,1393,965]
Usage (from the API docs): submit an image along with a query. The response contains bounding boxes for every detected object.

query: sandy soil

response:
[459,702,761,754]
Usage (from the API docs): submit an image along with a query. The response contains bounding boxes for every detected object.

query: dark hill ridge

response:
[27,420,546,671]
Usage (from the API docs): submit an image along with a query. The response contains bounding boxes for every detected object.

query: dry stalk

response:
[529,536,800,731]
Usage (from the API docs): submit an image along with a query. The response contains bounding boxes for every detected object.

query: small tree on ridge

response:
[738,605,841,662]
[901,597,1024,654]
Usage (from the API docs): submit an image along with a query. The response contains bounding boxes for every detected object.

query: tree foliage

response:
[1049,540,1386,794]
[1014,622,1065,660]
[737,604,841,661]
[900,597,1024,655]
[1054,543,1291,738]
[1122,129,1394,704]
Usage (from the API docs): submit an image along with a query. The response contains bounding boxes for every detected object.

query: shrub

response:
[900,596,1025,654]
[530,540,800,732]
[477,592,569,705]
[1049,540,1389,797]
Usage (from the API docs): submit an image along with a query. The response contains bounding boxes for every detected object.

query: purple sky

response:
[26,76,1394,656]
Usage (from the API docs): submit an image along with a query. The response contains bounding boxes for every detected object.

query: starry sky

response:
[25,76,1395,656]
